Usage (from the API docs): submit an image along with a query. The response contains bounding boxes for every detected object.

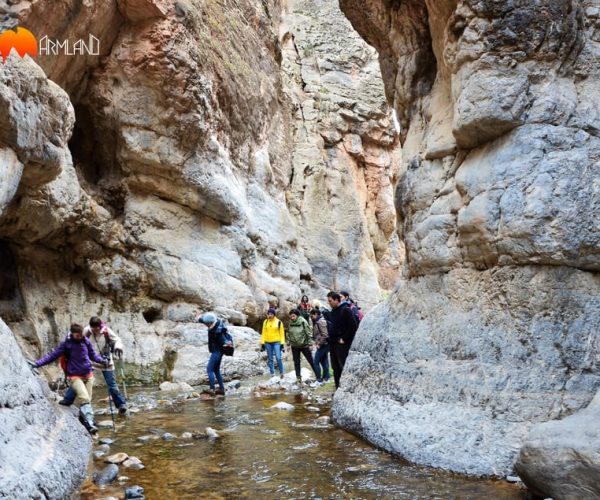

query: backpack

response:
[220,324,235,356]
[349,303,363,325]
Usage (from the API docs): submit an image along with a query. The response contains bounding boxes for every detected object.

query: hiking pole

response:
[118,358,128,401]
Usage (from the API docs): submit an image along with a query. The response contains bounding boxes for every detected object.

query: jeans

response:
[330,342,351,389]
[291,346,318,379]
[64,370,126,407]
[207,351,225,392]
[313,344,330,382]
[265,342,284,375]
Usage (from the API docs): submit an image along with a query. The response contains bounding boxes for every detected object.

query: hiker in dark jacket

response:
[287,309,318,384]
[310,308,330,384]
[33,323,108,434]
[297,294,311,321]
[197,312,230,396]
[327,291,358,388]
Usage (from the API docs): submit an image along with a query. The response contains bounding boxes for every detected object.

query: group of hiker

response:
[29,317,128,435]
[29,291,362,436]
[259,291,362,388]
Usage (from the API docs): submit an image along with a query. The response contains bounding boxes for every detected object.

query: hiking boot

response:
[279,373,285,380]
[203,388,216,396]
[215,388,225,396]
[296,377,302,385]
[118,404,128,415]
[79,404,98,435]
[58,398,73,407]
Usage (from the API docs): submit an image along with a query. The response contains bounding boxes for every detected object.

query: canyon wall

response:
[0,0,401,495]
[332,0,600,490]
[0,0,399,383]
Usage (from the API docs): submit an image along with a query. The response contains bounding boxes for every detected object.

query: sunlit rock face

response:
[0,2,399,377]
[333,0,600,483]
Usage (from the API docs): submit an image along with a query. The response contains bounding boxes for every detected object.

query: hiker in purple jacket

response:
[33,323,108,434]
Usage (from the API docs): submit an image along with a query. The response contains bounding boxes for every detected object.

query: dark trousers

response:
[330,342,351,388]
[64,369,126,407]
[207,351,225,391]
[291,346,317,379]
[313,344,330,382]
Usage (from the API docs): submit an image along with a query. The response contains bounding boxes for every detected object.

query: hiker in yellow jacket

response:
[261,308,286,378]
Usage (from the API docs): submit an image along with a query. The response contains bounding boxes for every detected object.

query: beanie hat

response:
[267,308,276,315]
[199,312,217,325]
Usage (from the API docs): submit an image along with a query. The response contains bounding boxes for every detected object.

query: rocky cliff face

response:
[333,0,600,485]
[0,0,399,378]
[0,2,399,495]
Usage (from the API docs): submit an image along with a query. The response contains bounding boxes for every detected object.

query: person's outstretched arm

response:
[35,342,66,367]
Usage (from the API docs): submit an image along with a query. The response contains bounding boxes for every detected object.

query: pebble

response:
[306,406,320,413]
[227,380,241,389]
[93,451,106,460]
[125,485,145,499]
[93,464,119,485]
[205,427,220,439]
[123,457,145,469]
[270,402,294,411]
[506,475,521,483]
[181,432,193,440]
[162,432,176,440]
[99,438,114,445]
[98,420,115,429]
[105,452,129,464]
[137,435,155,443]
[118,476,129,482]
[316,416,331,425]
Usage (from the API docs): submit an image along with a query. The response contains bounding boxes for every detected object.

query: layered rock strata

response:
[333,0,600,481]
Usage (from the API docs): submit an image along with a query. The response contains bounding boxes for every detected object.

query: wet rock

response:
[99,438,114,445]
[93,451,106,460]
[159,381,194,392]
[181,432,193,440]
[227,380,241,389]
[105,452,129,464]
[118,476,129,482]
[137,435,155,443]
[506,476,521,483]
[316,416,331,425]
[129,408,140,414]
[270,402,294,411]
[125,485,145,499]
[93,464,119,485]
[98,420,115,429]
[97,444,110,453]
[205,427,220,439]
[123,457,145,470]
[162,432,176,440]
[306,406,320,413]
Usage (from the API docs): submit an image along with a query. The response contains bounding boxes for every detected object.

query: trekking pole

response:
[118,358,128,401]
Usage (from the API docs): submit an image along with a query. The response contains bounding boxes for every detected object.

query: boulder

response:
[515,391,600,499]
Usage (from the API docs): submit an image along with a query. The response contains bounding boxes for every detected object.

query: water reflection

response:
[81,386,527,499]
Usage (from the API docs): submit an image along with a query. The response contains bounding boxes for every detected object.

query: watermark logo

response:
[0,27,38,62]
[0,27,100,63]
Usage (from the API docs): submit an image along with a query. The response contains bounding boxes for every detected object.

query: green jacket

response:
[286,316,313,347]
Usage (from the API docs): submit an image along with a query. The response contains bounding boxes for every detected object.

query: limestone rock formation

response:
[0,0,399,376]
[333,0,600,479]
[515,389,600,499]
[0,319,91,498]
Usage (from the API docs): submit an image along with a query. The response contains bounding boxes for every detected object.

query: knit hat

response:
[267,308,276,315]
[199,312,217,325]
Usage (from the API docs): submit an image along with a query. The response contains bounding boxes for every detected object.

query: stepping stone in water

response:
[93,464,119,485]
[270,402,294,411]
[105,452,129,464]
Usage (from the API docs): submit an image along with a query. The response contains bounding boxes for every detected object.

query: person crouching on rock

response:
[287,309,318,385]
[260,308,286,379]
[33,323,108,434]
[197,312,228,396]
[60,316,128,414]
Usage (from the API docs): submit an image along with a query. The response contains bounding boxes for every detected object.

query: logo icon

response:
[0,27,38,63]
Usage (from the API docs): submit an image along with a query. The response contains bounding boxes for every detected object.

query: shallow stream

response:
[80,383,527,499]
